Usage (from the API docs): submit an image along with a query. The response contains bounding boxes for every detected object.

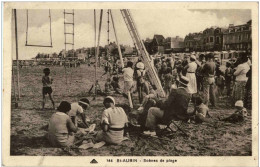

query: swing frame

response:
[25,9,53,48]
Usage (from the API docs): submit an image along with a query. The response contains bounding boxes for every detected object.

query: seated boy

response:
[219,100,248,123]
[137,84,158,111]
[95,96,128,145]
[111,76,122,94]
[104,78,113,94]
[48,101,78,147]
[68,98,90,128]
[190,96,211,123]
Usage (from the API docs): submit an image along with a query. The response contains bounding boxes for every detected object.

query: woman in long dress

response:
[232,55,250,105]
[185,55,198,95]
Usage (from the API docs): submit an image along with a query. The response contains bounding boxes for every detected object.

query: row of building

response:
[34,20,252,61]
[144,20,252,54]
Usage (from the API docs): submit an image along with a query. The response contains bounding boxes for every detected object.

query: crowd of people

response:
[41,50,252,148]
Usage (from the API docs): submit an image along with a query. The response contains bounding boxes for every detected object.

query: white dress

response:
[186,62,197,94]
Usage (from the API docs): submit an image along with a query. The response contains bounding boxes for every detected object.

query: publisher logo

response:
[90,159,98,164]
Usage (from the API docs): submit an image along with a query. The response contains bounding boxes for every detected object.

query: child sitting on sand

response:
[219,100,248,123]
[111,76,121,94]
[68,98,90,128]
[104,78,113,94]
[137,84,159,111]
[95,96,128,145]
[190,96,210,123]
[48,101,78,147]
[42,68,55,110]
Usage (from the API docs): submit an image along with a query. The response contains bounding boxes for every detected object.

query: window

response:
[210,36,214,43]
[216,36,220,44]
[238,35,241,41]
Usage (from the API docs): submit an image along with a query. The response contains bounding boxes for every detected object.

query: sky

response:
[12,9,251,60]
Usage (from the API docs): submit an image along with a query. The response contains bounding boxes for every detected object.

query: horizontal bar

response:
[25,44,53,48]
[65,43,74,45]
[64,12,74,15]
[64,22,74,25]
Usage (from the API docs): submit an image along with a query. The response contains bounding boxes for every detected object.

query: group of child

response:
[47,96,129,148]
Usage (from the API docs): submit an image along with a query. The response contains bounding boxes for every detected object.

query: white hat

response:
[191,55,196,60]
[235,100,243,107]
[104,96,115,105]
[136,62,144,69]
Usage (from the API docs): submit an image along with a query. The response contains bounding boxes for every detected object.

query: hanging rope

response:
[25,9,53,47]
[49,9,53,46]
[92,9,103,99]
[107,10,110,45]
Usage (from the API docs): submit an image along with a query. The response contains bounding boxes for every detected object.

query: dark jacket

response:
[245,67,252,90]
[157,87,191,124]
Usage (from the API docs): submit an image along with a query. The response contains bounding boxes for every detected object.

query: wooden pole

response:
[14,9,20,99]
[12,60,18,107]
[96,10,103,69]
[109,10,124,69]
[110,10,133,108]
[94,9,97,97]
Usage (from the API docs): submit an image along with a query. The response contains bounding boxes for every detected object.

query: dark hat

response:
[57,101,71,113]
[43,68,50,73]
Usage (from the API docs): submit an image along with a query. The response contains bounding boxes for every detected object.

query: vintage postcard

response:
[2,2,258,167]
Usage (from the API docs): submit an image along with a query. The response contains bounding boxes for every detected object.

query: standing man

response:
[201,53,216,107]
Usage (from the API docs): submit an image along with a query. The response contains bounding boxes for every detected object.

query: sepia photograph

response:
[2,2,258,167]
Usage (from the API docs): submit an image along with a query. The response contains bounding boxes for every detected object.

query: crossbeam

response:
[25,44,53,48]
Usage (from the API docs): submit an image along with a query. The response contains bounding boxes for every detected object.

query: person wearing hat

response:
[42,68,55,110]
[219,100,248,123]
[184,54,198,95]
[95,96,129,145]
[48,101,78,147]
[68,98,90,128]
[144,76,191,136]
[201,53,216,107]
